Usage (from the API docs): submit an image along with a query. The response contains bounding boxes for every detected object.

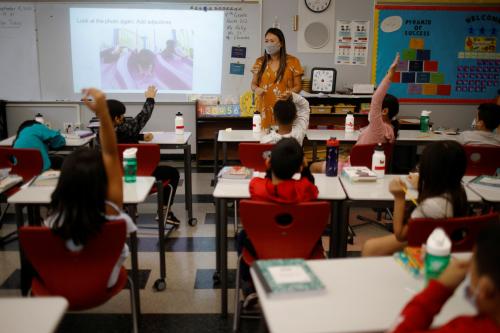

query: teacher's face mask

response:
[265,42,281,55]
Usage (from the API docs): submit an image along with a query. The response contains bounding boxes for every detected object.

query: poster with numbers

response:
[335,20,370,65]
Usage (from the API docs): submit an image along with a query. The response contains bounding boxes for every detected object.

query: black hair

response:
[13,120,40,146]
[477,103,500,131]
[106,99,126,120]
[273,98,297,126]
[256,28,287,86]
[417,141,467,217]
[382,93,400,138]
[476,223,500,288]
[49,148,108,246]
[269,138,304,180]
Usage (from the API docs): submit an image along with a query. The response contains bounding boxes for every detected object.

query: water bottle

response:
[371,143,386,178]
[35,113,44,124]
[345,112,354,133]
[175,112,184,135]
[123,147,138,183]
[325,137,339,177]
[424,228,451,283]
[252,111,261,133]
[420,110,431,132]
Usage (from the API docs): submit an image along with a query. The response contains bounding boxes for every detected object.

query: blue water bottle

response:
[325,137,340,177]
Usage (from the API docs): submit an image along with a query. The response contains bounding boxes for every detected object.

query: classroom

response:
[0,0,499,332]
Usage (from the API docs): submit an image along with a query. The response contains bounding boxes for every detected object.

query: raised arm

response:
[83,88,123,212]
[290,93,310,145]
[369,53,399,125]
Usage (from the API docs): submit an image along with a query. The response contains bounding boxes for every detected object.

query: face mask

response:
[265,43,280,55]
[463,272,479,309]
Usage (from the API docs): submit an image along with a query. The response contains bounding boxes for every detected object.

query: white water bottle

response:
[371,143,386,178]
[175,112,184,135]
[345,112,354,133]
[252,111,261,133]
[35,113,44,124]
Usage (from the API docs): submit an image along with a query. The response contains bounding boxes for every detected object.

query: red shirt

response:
[249,177,319,204]
[389,280,500,333]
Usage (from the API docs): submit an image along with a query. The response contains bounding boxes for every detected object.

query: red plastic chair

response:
[350,142,394,172]
[233,200,330,331]
[19,221,138,333]
[0,148,43,245]
[238,143,274,172]
[407,212,500,252]
[463,145,500,176]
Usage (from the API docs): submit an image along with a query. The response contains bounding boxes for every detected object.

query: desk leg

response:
[184,145,196,225]
[15,204,31,296]
[156,181,167,290]
[213,132,219,186]
[223,142,228,166]
[338,200,351,257]
[127,205,142,325]
[213,197,221,285]
[329,201,340,258]
[220,198,228,317]
[312,142,318,162]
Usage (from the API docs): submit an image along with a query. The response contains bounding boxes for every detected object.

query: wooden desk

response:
[212,174,346,316]
[0,297,68,333]
[8,176,155,323]
[252,255,474,333]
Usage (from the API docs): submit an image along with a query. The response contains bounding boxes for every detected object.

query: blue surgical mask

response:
[265,43,280,55]
[463,272,478,309]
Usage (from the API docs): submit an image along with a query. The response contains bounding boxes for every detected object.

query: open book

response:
[471,175,500,188]
[30,170,60,187]
[341,166,377,182]
[217,166,253,180]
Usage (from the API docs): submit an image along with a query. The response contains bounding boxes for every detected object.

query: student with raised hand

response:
[388,224,500,333]
[106,85,181,224]
[46,88,136,288]
[362,141,468,257]
[13,120,66,171]
[260,93,310,145]
[461,103,500,146]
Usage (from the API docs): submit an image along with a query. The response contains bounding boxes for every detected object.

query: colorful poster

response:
[335,20,370,65]
[335,20,353,65]
[374,5,500,102]
[352,21,370,65]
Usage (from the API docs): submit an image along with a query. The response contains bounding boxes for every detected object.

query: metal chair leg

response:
[127,276,139,333]
[232,254,243,333]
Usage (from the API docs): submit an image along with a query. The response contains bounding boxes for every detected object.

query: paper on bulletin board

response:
[335,20,370,65]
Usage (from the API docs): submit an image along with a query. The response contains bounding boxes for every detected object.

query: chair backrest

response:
[238,143,274,172]
[239,200,330,259]
[0,148,43,182]
[350,143,394,172]
[117,143,160,176]
[407,212,500,251]
[19,221,127,310]
[463,145,500,176]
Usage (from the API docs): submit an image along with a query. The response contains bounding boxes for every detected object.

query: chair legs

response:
[0,203,18,247]
[127,276,139,333]
[232,254,243,333]
[162,184,176,228]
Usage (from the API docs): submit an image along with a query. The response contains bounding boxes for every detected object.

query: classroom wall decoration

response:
[373,5,500,103]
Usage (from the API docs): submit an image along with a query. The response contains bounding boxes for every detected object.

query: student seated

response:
[46,88,135,288]
[237,138,319,309]
[13,120,66,171]
[362,141,468,257]
[461,103,500,146]
[389,223,500,333]
[106,85,181,224]
[310,53,400,173]
[260,93,310,145]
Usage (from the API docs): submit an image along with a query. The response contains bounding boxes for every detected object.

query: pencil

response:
[402,187,418,206]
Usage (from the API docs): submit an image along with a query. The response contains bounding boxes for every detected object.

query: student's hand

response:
[389,177,406,198]
[145,85,158,99]
[388,53,400,76]
[407,172,419,189]
[437,258,470,290]
[254,87,265,96]
[143,133,154,142]
[82,88,107,116]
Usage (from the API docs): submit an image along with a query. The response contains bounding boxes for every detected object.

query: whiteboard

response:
[30,2,261,102]
[0,3,40,100]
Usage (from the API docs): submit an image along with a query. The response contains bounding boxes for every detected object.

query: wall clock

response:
[311,67,337,94]
[305,0,331,13]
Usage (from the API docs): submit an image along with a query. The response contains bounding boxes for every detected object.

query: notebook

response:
[30,170,60,187]
[341,166,377,182]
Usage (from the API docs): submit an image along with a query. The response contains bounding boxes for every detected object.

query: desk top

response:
[0,297,68,333]
[141,131,191,145]
[305,130,359,142]
[340,174,482,203]
[305,129,462,143]
[217,129,264,143]
[397,130,462,142]
[8,176,155,205]
[0,135,95,147]
[252,254,474,333]
[213,174,346,200]
[464,176,500,203]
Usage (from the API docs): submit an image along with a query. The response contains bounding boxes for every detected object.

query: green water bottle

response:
[420,110,431,132]
[424,228,451,283]
[123,147,138,183]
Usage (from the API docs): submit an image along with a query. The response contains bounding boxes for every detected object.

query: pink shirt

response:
[356,75,395,145]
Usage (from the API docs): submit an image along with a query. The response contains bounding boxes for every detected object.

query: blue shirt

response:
[13,123,66,171]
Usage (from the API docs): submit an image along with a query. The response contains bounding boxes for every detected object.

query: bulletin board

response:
[373,5,500,103]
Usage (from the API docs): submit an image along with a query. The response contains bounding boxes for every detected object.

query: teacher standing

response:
[251,28,304,129]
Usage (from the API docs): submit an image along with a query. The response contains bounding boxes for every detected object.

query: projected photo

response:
[100,28,194,90]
